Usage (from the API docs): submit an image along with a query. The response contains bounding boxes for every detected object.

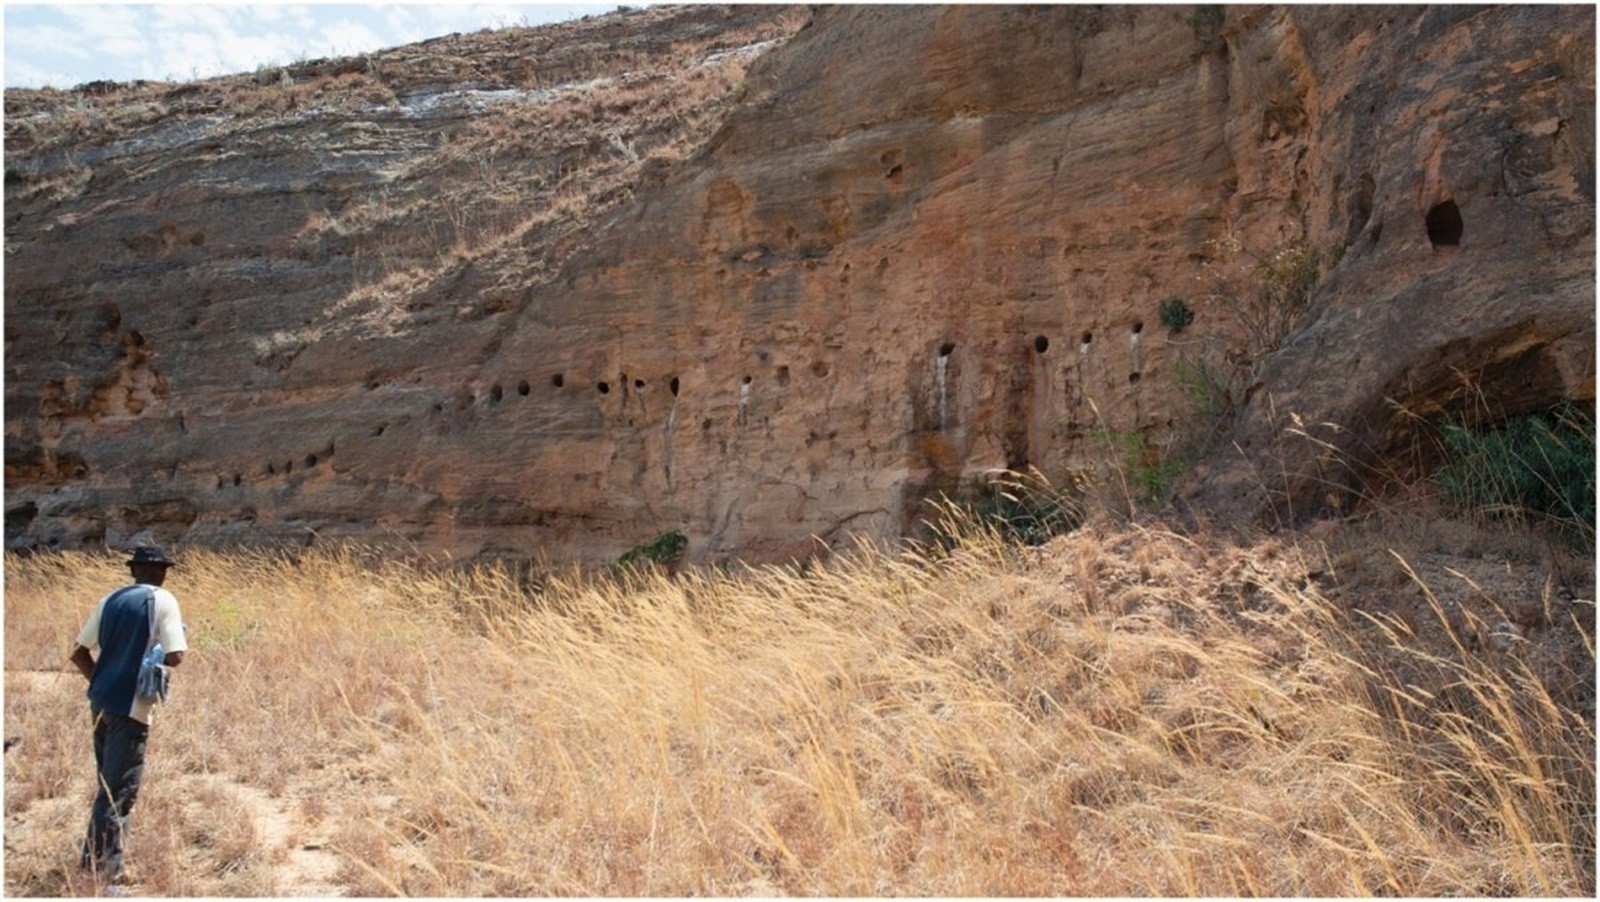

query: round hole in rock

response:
[372,424,386,437]
[1132,321,1144,335]
[1034,335,1050,353]
[938,342,955,357]
[1081,331,1093,345]
[551,373,565,388]
[811,361,830,378]
[634,379,645,390]
[597,381,610,395]
[1128,372,1142,384]
[742,375,753,386]
[305,454,318,468]
[1426,199,1463,247]
[669,376,681,396]
[285,460,294,474]
[233,474,241,486]
[489,384,503,403]
[517,381,530,396]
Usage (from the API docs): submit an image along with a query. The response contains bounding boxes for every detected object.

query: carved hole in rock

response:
[597,381,610,395]
[1132,321,1144,335]
[266,463,276,475]
[551,373,565,388]
[938,342,955,357]
[1081,331,1093,345]
[669,376,681,396]
[1129,372,1142,384]
[517,381,530,396]
[634,379,645,390]
[1034,335,1050,354]
[742,375,753,385]
[811,361,830,378]
[1426,200,1463,247]
[233,474,241,487]
[284,460,294,474]
[305,454,318,468]
[702,418,713,431]
[489,384,503,403]
[777,366,791,387]
[886,164,903,181]
[372,424,386,437]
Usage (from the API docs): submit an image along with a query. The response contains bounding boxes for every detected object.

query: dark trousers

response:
[80,708,148,880]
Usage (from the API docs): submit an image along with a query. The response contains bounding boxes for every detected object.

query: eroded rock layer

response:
[5,5,1593,562]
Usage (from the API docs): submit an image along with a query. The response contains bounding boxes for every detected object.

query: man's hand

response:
[164,650,184,668]
[69,645,94,681]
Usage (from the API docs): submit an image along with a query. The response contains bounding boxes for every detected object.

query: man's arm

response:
[69,645,94,681]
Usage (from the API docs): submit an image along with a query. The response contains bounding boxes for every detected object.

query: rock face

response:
[5,5,1594,563]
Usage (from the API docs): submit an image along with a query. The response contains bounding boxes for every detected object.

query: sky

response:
[2,2,620,89]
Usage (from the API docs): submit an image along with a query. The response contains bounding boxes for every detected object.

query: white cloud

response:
[4,55,83,91]
[318,17,387,58]
[56,5,152,62]
[7,23,97,62]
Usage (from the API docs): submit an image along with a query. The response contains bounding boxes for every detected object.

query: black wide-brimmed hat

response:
[127,546,176,568]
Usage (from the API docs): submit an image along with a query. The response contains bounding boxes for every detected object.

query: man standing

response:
[69,546,188,884]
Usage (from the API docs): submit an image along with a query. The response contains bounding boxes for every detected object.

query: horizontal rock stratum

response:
[5,5,1594,563]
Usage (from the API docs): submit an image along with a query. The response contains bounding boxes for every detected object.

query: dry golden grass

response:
[5,514,1593,896]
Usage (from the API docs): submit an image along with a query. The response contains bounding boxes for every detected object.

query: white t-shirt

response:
[76,584,187,725]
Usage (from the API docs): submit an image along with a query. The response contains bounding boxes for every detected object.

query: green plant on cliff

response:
[930,470,1085,549]
[617,529,689,570]
[1434,402,1595,541]
[1091,428,1185,510]
[1158,297,1196,333]
[1172,352,1238,423]
[1196,234,1323,371]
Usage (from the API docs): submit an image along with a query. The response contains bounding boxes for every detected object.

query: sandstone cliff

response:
[5,5,1594,563]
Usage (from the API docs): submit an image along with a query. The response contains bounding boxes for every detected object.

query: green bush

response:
[1092,428,1185,508]
[1158,297,1195,333]
[1434,403,1595,539]
[931,471,1084,548]
[617,530,688,569]
[1172,353,1234,421]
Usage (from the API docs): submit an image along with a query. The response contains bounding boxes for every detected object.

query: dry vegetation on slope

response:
[5,503,1593,896]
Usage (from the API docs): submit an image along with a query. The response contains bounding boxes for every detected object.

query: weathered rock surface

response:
[4,5,1593,563]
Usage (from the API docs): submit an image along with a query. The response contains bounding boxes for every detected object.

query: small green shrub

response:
[1092,428,1185,508]
[931,471,1084,548]
[1158,297,1195,333]
[1172,353,1235,421]
[617,530,688,569]
[1434,402,1595,539]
